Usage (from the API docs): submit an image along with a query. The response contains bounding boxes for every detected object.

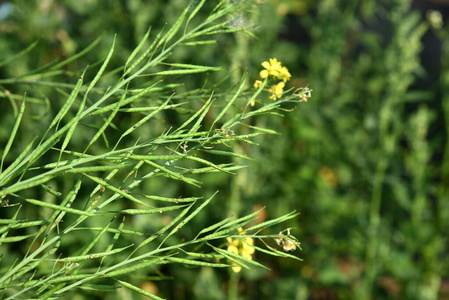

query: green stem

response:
[228,271,239,300]
[362,157,388,299]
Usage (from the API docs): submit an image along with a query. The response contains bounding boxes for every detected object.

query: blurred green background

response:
[1,0,449,299]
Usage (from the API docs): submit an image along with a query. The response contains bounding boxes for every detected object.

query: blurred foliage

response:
[1,0,448,299]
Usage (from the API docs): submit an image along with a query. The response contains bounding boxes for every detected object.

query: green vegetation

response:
[1,0,448,299]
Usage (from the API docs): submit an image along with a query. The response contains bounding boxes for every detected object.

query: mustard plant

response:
[0,1,306,298]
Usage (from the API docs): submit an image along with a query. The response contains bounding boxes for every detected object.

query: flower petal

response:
[254,80,263,89]
[242,251,252,260]
[232,265,242,273]
[243,245,255,255]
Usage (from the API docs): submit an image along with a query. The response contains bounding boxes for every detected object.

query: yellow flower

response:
[268,58,282,70]
[259,58,291,83]
[260,58,282,79]
[279,66,291,83]
[253,80,263,89]
[226,227,255,273]
[269,81,285,100]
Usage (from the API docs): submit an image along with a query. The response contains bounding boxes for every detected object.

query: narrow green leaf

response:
[189,93,214,135]
[7,254,66,299]
[119,102,186,113]
[80,218,114,256]
[181,40,217,46]
[252,242,302,261]
[9,96,96,186]
[7,244,61,300]
[91,81,162,116]
[187,20,230,40]
[0,171,60,196]
[45,179,82,234]
[241,29,259,39]
[1,94,26,172]
[164,191,218,240]
[79,285,118,291]
[105,257,167,278]
[100,217,126,267]
[0,206,21,247]
[119,204,189,215]
[125,26,151,71]
[84,174,150,207]
[242,78,267,114]
[19,69,66,81]
[51,35,103,70]
[241,124,279,135]
[160,5,190,47]
[0,220,47,235]
[245,211,299,233]
[0,234,35,243]
[152,67,221,76]
[202,149,255,161]
[123,27,163,77]
[87,35,116,94]
[31,274,90,285]
[142,195,199,203]
[200,222,256,242]
[40,184,62,197]
[0,219,23,225]
[212,73,247,129]
[90,168,118,197]
[144,160,201,187]
[162,62,219,69]
[117,280,165,300]
[25,198,95,217]
[72,227,144,236]
[58,82,89,161]
[166,257,229,268]
[72,35,117,122]
[175,93,213,134]
[135,203,194,251]
[176,164,246,175]
[57,245,133,263]
[49,68,85,131]
[204,28,243,36]
[0,232,60,287]
[214,246,269,270]
[194,217,232,240]
[213,247,250,271]
[184,155,231,173]
[0,40,39,68]
[210,0,228,15]
[185,0,206,30]
[182,251,225,260]
[64,164,132,174]
[120,96,172,139]
[221,207,265,231]
[157,130,212,141]
[84,84,128,152]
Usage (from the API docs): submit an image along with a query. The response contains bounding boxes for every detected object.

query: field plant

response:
[0,1,306,299]
[249,0,449,299]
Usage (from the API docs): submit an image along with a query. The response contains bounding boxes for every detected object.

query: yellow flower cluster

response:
[254,58,292,101]
[259,58,291,83]
[226,227,255,273]
[268,82,285,100]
